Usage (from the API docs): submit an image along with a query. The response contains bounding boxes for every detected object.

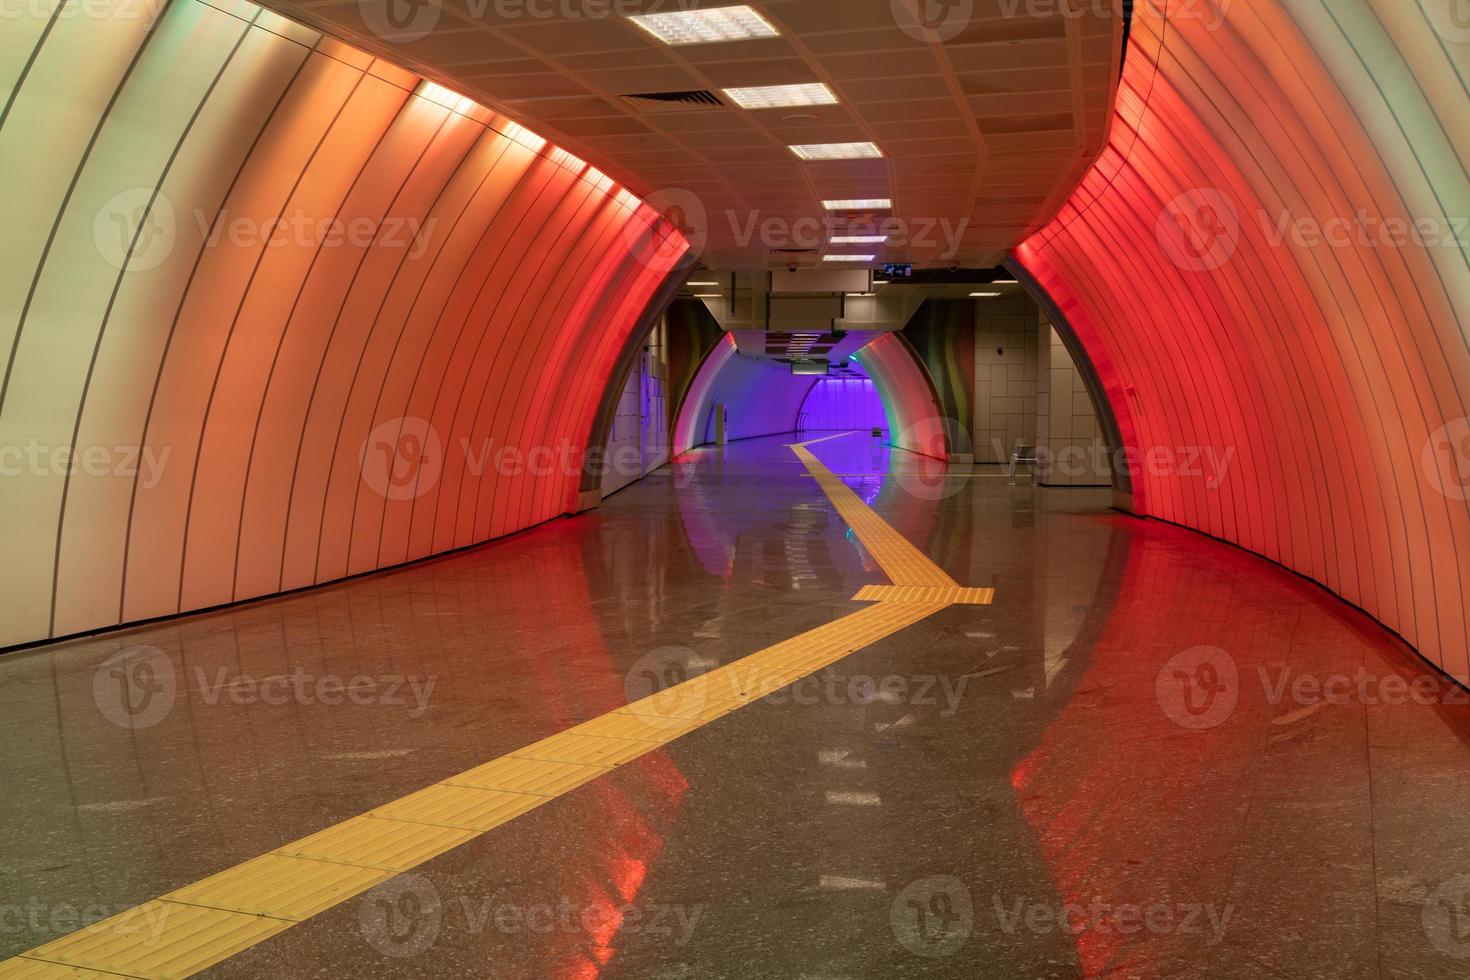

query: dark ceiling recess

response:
[619,90,725,113]
[874,266,1017,285]
[1121,0,1134,75]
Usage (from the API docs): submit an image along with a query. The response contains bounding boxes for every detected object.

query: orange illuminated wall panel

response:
[0,0,685,647]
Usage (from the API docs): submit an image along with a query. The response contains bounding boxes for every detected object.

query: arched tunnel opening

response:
[667,327,908,456]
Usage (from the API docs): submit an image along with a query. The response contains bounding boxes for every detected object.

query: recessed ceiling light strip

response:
[627,5,780,46]
[790,142,883,161]
[723,82,837,109]
[823,199,891,210]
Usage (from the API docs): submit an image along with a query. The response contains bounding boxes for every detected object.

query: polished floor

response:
[2,433,1469,979]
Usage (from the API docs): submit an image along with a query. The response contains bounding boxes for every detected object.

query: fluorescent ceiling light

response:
[831,235,887,244]
[823,199,891,210]
[824,255,876,262]
[686,281,719,286]
[694,293,723,298]
[994,278,1019,283]
[723,82,836,109]
[628,5,779,46]
[789,141,882,161]
[971,291,1002,297]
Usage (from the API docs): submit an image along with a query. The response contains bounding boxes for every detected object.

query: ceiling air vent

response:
[620,90,725,113]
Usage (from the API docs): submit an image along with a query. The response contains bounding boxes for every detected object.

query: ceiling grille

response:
[619,90,725,113]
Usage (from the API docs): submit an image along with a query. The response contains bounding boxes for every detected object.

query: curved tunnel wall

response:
[0,0,684,648]
[903,300,978,459]
[1015,0,1470,679]
[854,334,950,462]
[672,336,815,454]
[672,334,737,457]
[664,297,726,448]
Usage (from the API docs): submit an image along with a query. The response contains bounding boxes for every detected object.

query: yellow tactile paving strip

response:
[0,436,988,979]
[19,902,291,979]
[852,584,995,605]
[0,961,118,979]
[165,854,392,921]
[275,817,475,872]
[789,443,959,588]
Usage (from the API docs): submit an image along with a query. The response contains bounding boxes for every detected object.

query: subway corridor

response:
[4,0,1470,976]
[2,434,1466,977]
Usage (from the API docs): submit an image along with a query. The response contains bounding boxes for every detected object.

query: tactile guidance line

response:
[0,439,985,979]
[853,584,995,605]
[790,443,958,588]
[2,602,944,980]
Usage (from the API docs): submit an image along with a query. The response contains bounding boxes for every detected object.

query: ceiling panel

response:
[261,0,1123,270]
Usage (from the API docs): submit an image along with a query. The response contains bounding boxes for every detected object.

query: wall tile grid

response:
[1037,321,1110,486]
[973,299,1040,463]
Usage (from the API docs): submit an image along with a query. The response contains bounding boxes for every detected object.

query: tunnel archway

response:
[671,329,952,462]
[670,335,816,454]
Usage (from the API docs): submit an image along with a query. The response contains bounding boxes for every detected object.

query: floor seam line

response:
[153,898,299,924]
[16,954,149,979]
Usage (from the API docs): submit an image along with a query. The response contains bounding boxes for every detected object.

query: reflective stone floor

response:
[2,433,1469,978]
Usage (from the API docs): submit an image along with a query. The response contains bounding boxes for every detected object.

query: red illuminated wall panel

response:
[1016,0,1470,680]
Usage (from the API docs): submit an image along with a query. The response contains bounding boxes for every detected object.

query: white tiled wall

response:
[602,317,670,497]
[973,300,1039,463]
[1036,318,1111,486]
